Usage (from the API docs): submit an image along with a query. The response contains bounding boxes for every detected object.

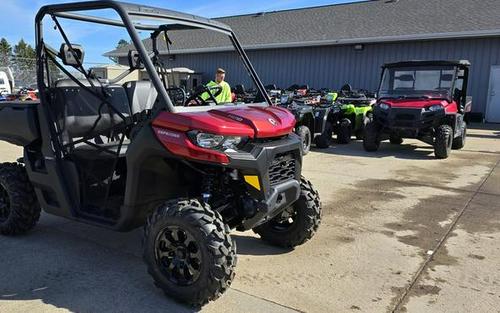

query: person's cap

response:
[216,68,226,74]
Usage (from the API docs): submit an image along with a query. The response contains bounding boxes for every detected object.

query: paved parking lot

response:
[0,125,499,313]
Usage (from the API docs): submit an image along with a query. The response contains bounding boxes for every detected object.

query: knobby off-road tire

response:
[389,134,404,145]
[143,199,237,307]
[434,125,454,159]
[0,163,40,236]
[356,112,372,140]
[355,129,364,141]
[315,122,333,149]
[253,177,321,248]
[297,126,312,155]
[452,122,467,150]
[363,118,381,152]
[337,119,352,144]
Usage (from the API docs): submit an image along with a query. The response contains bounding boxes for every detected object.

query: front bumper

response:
[374,106,445,131]
[225,134,303,229]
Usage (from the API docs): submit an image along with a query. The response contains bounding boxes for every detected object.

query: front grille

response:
[396,114,416,121]
[268,153,296,186]
[394,121,415,127]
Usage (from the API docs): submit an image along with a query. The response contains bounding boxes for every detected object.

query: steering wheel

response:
[166,87,187,106]
[185,85,223,106]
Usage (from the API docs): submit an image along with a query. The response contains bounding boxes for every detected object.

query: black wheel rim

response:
[155,226,202,286]
[270,206,297,232]
[0,184,10,223]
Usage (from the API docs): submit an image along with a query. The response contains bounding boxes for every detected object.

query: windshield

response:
[379,66,456,100]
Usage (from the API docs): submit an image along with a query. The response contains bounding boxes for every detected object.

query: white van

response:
[0,71,12,95]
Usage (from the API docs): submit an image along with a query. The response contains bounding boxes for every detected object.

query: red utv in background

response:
[364,60,471,159]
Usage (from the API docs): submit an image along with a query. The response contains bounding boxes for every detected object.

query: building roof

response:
[105,0,500,57]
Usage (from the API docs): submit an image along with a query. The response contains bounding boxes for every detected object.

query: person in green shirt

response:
[202,68,232,104]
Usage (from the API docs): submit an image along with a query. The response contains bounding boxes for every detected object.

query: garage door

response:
[486,66,500,123]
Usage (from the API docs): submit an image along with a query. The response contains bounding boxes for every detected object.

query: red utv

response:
[0,1,322,307]
[364,60,471,159]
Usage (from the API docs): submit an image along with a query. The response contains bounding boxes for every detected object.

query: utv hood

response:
[152,105,296,138]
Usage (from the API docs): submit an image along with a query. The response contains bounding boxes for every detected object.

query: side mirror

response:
[60,43,84,67]
[128,51,144,70]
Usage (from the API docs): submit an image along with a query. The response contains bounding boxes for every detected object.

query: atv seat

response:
[54,79,132,159]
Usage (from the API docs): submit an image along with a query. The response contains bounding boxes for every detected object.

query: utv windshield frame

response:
[34,0,272,114]
[377,60,470,102]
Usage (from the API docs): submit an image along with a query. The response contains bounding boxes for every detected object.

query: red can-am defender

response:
[0,1,321,306]
[364,60,471,159]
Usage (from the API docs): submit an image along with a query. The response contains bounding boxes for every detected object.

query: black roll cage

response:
[35,0,272,115]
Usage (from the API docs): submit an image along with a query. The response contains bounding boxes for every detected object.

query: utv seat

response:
[54,79,132,159]
[123,80,158,116]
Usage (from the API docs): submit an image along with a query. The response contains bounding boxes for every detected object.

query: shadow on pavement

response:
[0,219,290,312]
[0,227,198,313]
[312,141,436,160]
[468,123,500,131]
[232,234,292,256]
[467,132,500,139]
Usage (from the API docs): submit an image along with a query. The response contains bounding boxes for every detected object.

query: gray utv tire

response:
[143,199,237,307]
[363,118,381,152]
[315,122,333,149]
[253,177,321,248]
[389,134,404,145]
[452,123,467,150]
[434,125,454,159]
[297,126,312,155]
[0,163,40,236]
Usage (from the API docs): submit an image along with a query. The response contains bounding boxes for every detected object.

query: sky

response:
[0,0,362,64]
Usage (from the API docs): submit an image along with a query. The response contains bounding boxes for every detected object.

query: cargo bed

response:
[0,101,40,146]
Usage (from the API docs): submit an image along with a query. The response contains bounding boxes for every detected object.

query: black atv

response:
[280,89,348,152]
[0,1,322,307]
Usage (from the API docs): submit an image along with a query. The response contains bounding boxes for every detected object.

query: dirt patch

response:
[326,179,407,219]
[456,194,500,234]
[394,153,495,191]
[412,284,441,297]
[336,236,355,243]
[468,254,486,260]
[383,193,464,259]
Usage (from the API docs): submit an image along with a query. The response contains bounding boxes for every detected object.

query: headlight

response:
[196,133,225,148]
[193,132,245,150]
[379,102,391,110]
[222,136,243,150]
[427,104,443,112]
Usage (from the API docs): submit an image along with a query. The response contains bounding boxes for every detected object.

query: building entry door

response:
[486,66,500,123]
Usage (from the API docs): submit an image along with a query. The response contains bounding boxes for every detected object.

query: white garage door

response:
[486,66,500,123]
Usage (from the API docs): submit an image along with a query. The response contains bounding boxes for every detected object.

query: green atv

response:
[336,84,377,143]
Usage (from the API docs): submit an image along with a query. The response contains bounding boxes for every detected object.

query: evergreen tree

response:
[116,39,130,49]
[13,39,37,86]
[0,38,12,66]
[110,39,130,63]
[14,39,36,60]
